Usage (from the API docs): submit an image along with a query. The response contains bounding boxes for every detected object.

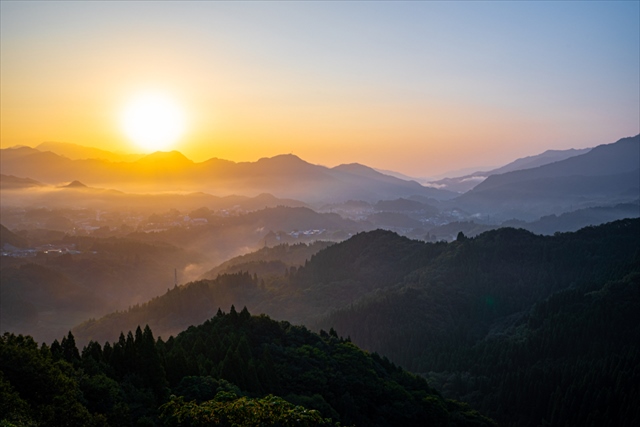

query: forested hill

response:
[315,220,640,427]
[200,241,334,280]
[73,218,640,426]
[76,219,639,349]
[0,310,496,426]
[313,219,639,365]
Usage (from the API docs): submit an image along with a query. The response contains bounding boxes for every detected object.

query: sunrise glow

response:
[1,1,638,176]
[121,92,186,152]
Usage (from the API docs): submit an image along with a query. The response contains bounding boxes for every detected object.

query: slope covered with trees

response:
[0,310,495,426]
[424,267,640,427]
[74,219,640,426]
[314,220,640,426]
[200,241,334,280]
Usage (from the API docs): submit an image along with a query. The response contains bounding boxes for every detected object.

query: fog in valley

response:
[2,136,638,345]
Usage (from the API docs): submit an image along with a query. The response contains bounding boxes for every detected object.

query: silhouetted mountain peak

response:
[333,163,390,179]
[333,163,370,172]
[255,154,310,167]
[61,180,87,188]
[264,153,303,160]
[136,150,193,165]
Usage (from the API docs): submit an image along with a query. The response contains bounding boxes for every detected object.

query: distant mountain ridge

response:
[474,135,638,190]
[1,178,309,213]
[68,219,640,426]
[36,141,145,162]
[451,135,639,220]
[427,146,592,193]
[73,218,639,357]
[0,147,456,204]
[0,174,46,189]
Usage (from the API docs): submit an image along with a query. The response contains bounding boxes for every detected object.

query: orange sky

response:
[1,2,638,177]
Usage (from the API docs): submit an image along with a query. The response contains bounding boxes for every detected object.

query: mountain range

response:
[0,146,456,204]
[0,175,309,215]
[3,135,637,218]
[3,134,639,426]
[427,147,592,193]
[36,141,145,162]
[73,218,639,346]
[449,134,639,220]
[68,218,640,427]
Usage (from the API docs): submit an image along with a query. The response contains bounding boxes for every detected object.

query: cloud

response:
[422,183,447,189]
[460,176,487,183]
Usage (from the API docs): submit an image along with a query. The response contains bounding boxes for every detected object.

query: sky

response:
[1,1,639,177]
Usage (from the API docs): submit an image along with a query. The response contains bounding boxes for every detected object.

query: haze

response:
[1,1,638,177]
[2,3,640,425]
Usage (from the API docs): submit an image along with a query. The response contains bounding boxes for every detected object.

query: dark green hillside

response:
[77,272,268,343]
[425,201,640,240]
[76,232,437,345]
[76,219,639,354]
[315,220,639,365]
[424,267,640,427]
[201,241,333,280]
[0,311,496,426]
[71,219,640,426]
[295,229,430,289]
[315,219,640,426]
[159,309,495,426]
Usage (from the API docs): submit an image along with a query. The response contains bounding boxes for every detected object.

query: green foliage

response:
[10,219,637,426]
[159,309,495,427]
[2,311,495,426]
[173,377,242,403]
[426,269,640,427]
[201,241,334,280]
[309,220,640,426]
[0,371,37,427]
[159,393,338,427]
[0,333,100,427]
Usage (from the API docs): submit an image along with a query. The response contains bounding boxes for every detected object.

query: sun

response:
[121,92,186,152]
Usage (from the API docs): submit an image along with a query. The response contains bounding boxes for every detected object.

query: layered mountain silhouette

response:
[4,135,636,216]
[35,141,144,162]
[428,147,592,193]
[450,135,639,220]
[1,178,308,213]
[73,218,637,345]
[60,180,88,188]
[0,174,45,189]
[71,219,640,427]
[424,201,640,240]
[0,146,455,203]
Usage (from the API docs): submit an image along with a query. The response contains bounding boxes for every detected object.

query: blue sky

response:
[2,1,638,176]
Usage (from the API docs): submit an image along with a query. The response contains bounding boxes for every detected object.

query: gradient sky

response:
[1,1,638,177]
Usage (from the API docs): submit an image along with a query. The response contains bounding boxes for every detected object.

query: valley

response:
[3,2,639,425]
[1,135,638,427]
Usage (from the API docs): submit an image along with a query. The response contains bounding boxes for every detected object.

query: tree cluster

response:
[1,308,496,426]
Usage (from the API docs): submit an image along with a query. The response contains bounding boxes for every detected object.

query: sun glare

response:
[121,92,186,152]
